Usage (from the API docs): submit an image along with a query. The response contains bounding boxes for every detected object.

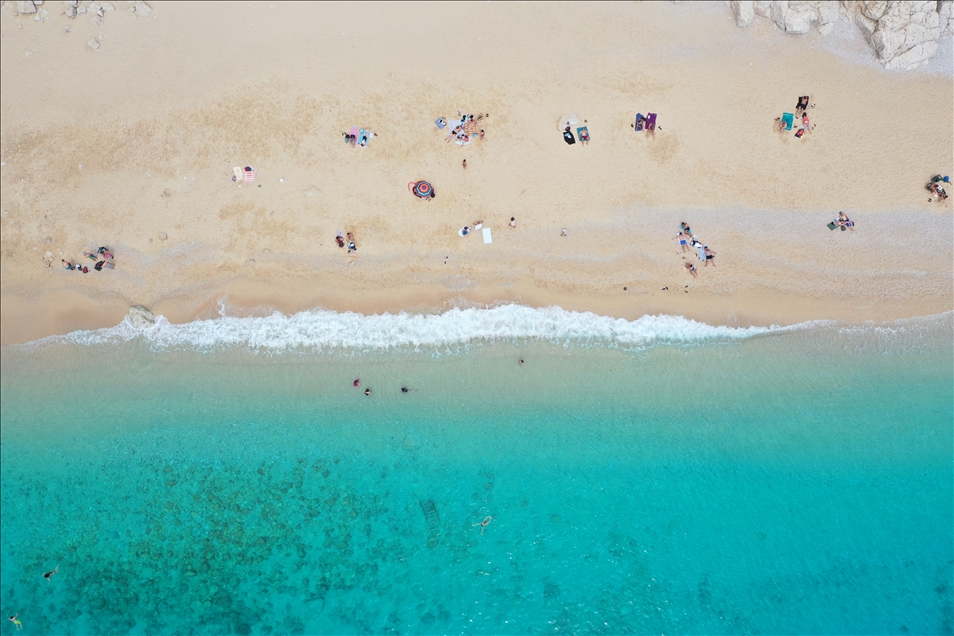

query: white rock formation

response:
[726,0,952,69]
[16,1,37,15]
[128,305,156,328]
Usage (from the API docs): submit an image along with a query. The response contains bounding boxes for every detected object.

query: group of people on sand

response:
[61,246,114,274]
[828,211,855,231]
[341,127,376,148]
[335,231,357,254]
[674,222,715,279]
[563,120,590,146]
[775,95,814,138]
[438,111,488,146]
[926,174,949,202]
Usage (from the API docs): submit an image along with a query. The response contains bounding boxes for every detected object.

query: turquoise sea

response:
[1,307,952,635]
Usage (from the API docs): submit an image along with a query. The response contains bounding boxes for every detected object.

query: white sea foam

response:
[25,304,798,354]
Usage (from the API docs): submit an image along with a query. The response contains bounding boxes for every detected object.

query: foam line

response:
[18,306,951,355]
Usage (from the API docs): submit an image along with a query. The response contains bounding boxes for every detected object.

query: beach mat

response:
[827,222,838,230]
[483,228,492,244]
[782,113,794,130]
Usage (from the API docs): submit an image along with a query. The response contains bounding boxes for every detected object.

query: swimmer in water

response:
[43,565,59,582]
[364,388,371,396]
[353,379,360,388]
[519,359,524,365]
[401,387,408,393]
[8,614,22,630]
[473,516,493,535]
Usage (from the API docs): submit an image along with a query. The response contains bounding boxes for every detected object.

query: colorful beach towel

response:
[243,167,255,183]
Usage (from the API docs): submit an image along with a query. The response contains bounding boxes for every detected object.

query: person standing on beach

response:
[509,217,516,229]
[462,159,467,169]
[673,232,689,253]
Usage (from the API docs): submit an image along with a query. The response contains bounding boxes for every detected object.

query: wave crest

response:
[44,305,784,353]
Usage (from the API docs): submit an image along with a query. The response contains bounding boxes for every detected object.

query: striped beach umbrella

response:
[409,180,434,199]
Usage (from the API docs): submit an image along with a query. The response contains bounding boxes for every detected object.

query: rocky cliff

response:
[727,1,954,69]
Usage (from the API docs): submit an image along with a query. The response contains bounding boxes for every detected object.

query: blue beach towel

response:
[577,126,589,142]
[782,113,794,130]
[634,113,645,131]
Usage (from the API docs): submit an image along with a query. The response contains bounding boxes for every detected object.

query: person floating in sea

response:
[401,387,408,393]
[43,565,59,582]
[473,516,493,535]
[364,388,371,396]
[8,614,22,630]
[353,379,360,388]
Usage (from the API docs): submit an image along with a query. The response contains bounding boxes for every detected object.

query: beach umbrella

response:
[557,114,582,131]
[409,180,434,198]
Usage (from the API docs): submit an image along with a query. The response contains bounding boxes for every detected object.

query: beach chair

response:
[782,113,794,130]
[646,113,657,131]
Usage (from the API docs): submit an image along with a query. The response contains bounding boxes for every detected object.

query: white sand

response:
[1,2,951,344]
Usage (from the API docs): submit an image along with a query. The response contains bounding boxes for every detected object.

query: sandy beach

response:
[1,1,952,345]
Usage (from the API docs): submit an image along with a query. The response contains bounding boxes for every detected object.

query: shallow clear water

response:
[1,311,952,635]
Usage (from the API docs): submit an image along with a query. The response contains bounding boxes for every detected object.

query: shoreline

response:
[2,2,952,346]
[3,214,951,347]
[2,205,952,346]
